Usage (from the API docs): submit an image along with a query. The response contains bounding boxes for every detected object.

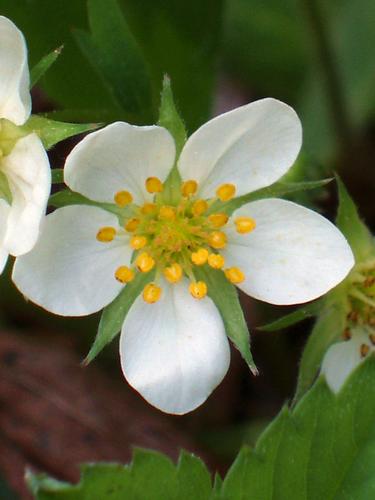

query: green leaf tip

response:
[30,45,64,88]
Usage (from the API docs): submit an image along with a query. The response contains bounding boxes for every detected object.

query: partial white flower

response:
[0,16,50,268]
[13,98,354,414]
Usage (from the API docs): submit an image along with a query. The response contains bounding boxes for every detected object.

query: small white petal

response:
[178,98,302,198]
[222,199,354,305]
[120,279,230,414]
[0,16,31,125]
[13,205,130,316]
[1,133,50,256]
[0,199,10,273]
[64,122,176,205]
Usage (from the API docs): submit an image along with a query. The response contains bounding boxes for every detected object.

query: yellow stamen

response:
[216,183,236,202]
[225,267,245,284]
[189,281,208,299]
[208,231,227,249]
[163,263,183,283]
[135,252,155,273]
[130,235,147,250]
[208,213,229,228]
[143,283,162,303]
[125,218,140,232]
[115,266,134,283]
[235,216,256,234]
[208,253,225,269]
[192,199,208,216]
[141,203,157,215]
[360,343,370,358]
[158,205,176,221]
[96,226,116,242]
[191,248,209,266]
[114,190,133,207]
[181,180,198,197]
[145,177,163,193]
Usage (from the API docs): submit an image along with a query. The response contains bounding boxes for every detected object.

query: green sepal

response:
[30,46,63,88]
[22,116,99,150]
[194,266,257,374]
[0,171,12,204]
[336,176,374,262]
[84,270,155,365]
[158,76,187,206]
[259,299,322,332]
[51,169,64,184]
[207,178,333,216]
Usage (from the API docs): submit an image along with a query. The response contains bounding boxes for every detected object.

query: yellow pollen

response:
[216,183,236,202]
[96,226,116,242]
[208,231,227,249]
[143,283,162,303]
[225,267,245,284]
[145,177,163,193]
[360,343,370,358]
[181,180,198,197]
[189,281,208,299]
[235,216,256,234]
[208,213,229,228]
[141,203,157,215]
[191,248,209,265]
[135,252,155,273]
[125,218,140,232]
[114,190,133,207]
[115,266,134,283]
[130,235,147,250]
[208,253,225,269]
[192,199,208,216]
[163,263,183,283]
[158,205,176,221]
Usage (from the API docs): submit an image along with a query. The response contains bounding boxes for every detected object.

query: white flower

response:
[0,16,50,272]
[13,98,354,414]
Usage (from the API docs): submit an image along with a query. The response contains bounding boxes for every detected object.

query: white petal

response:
[1,133,51,256]
[0,199,10,273]
[178,98,302,198]
[0,16,31,125]
[13,205,130,316]
[64,122,176,205]
[321,334,370,393]
[120,279,230,414]
[222,199,354,305]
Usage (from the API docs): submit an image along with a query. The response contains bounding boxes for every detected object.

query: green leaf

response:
[194,266,257,374]
[336,176,374,262]
[221,356,375,499]
[28,449,212,499]
[84,270,155,364]
[208,178,333,216]
[0,170,13,204]
[30,46,63,88]
[259,300,322,332]
[48,190,127,219]
[51,169,64,184]
[22,116,99,150]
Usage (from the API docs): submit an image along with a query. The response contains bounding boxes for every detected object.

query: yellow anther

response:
[235,216,256,234]
[191,248,209,266]
[143,283,162,303]
[208,213,229,228]
[208,253,225,269]
[114,190,133,207]
[141,203,157,215]
[158,205,176,221]
[216,183,236,202]
[189,281,208,299]
[135,252,155,273]
[163,263,183,283]
[145,176,163,193]
[96,226,116,242]
[360,343,370,358]
[192,199,208,216]
[181,180,198,197]
[125,218,140,232]
[130,235,147,250]
[225,267,245,284]
[115,266,134,283]
[208,231,227,249]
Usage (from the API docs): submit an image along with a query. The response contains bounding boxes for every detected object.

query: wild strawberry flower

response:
[0,16,50,272]
[13,98,354,414]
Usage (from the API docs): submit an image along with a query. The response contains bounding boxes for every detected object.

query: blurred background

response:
[0,0,374,497]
